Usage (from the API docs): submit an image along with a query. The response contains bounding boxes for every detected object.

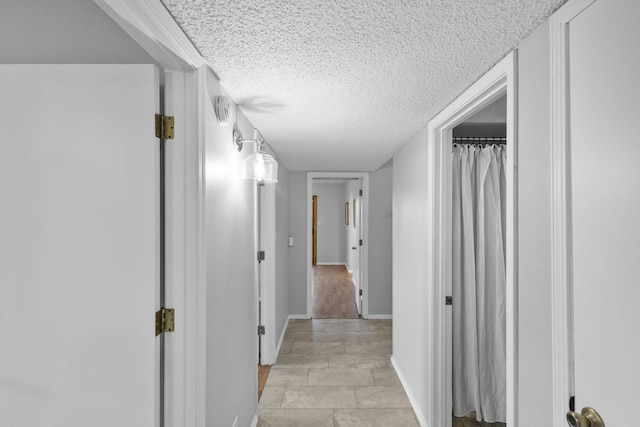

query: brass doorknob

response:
[566,412,589,427]
[566,407,605,427]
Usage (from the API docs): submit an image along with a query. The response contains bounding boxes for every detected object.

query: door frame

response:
[355,180,364,315]
[549,1,597,425]
[94,1,206,426]
[306,172,370,318]
[428,53,518,427]
[312,195,318,266]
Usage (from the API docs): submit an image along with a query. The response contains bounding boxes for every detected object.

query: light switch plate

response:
[288,236,294,247]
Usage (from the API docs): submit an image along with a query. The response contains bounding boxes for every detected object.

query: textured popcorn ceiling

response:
[162,0,566,171]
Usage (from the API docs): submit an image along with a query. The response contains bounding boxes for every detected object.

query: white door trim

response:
[93,0,205,71]
[428,53,517,427]
[306,172,370,318]
[92,2,206,427]
[549,1,597,425]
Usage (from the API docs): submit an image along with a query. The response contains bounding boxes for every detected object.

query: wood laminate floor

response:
[312,265,359,319]
[258,364,271,401]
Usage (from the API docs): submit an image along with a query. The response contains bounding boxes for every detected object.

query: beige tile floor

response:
[258,319,420,427]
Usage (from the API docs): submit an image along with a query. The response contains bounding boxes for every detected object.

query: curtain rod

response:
[453,137,506,145]
[453,137,506,141]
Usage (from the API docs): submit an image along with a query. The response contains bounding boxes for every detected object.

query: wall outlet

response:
[232,416,238,427]
[288,236,294,247]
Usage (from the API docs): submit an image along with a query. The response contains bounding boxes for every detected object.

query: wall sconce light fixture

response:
[233,128,278,183]
[214,96,231,126]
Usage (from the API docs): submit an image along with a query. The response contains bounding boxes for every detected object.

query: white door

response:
[351,183,362,315]
[356,185,364,315]
[259,182,277,365]
[569,0,640,424]
[0,65,159,427]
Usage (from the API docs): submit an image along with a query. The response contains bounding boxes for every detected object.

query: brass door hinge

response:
[155,308,175,336]
[155,114,174,140]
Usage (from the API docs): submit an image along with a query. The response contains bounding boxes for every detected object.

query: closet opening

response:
[427,53,517,427]
[451,96,507,427]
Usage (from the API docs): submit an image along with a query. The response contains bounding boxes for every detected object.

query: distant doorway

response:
[310,179,358,318]
[307,173,369,318]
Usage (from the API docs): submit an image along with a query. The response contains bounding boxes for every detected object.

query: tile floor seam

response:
[351,385,358,410]
[277,386,284,408]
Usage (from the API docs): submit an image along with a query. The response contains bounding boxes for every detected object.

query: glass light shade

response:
[242,152,278,183]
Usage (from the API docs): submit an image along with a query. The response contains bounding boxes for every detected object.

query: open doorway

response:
[306,172,369,319]
[311,178,360,319]
[427,53,517,427]
[450,95,507,427]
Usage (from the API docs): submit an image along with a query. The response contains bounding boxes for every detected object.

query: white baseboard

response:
[316,262,351,273]
[390,355,429,427]
[366,314,393,319]
[274,318,290,358]
[288,314,310,320]
[250,413,258,427]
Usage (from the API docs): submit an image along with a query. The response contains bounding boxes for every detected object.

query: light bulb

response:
[255,155,266,181]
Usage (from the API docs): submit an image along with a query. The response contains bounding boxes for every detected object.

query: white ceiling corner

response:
[161,0,567,171]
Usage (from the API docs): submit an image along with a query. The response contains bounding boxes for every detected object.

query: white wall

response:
[464,95,507,123]
[516,20,555,427]
[203,69,258,427]
[0,0,155,64]
[288,172,308,315]
[368,159,393,316]
[312,183,347,264]
[392,127,431,424]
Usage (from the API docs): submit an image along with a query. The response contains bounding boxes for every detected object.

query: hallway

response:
[258,319,418,426]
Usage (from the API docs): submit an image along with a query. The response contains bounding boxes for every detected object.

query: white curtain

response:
[452,144,507,423]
